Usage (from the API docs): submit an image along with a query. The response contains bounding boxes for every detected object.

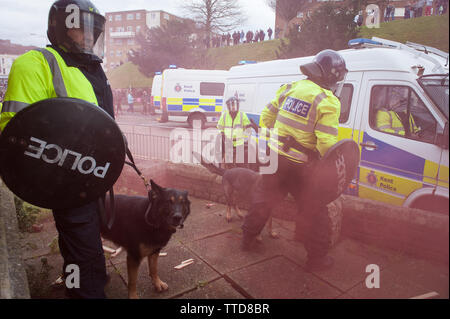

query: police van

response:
[151,73,162,114]
[160,68,227,127]
[224,37,449,214]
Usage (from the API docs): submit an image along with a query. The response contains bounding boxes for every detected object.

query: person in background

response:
[127,90,134,112]
[267,27,273,40]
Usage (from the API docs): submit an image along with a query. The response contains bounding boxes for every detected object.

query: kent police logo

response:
[283,97,311,118]
[175,83,182,92]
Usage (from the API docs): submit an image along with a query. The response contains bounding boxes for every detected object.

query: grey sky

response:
[0,0,275,47]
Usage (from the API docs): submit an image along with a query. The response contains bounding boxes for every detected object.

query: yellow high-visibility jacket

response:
[260,79,340,163]
[217,110,252,146]
[376,109,420,136]
[0,47,99,131]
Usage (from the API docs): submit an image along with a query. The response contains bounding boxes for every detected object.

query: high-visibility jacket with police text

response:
[260,79,340,163]
[217,110,252,146]
[0,46,99,131]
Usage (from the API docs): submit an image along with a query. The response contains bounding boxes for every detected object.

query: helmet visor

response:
[67,11,105,58]
[333,72,347,99]
[226,97,239,112]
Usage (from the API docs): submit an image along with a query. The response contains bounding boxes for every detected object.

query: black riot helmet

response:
[47,0,106,60]
[226,95,240,113]
[300,49,348,91]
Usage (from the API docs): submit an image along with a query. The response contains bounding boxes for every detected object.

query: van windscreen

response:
[200,82,225,96]
[418,74,449,120]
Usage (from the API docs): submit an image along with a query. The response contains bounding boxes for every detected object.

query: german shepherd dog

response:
[194,155,277,240]
[100,180,190,299]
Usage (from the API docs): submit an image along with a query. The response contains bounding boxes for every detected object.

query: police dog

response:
[100,180,190,299]
[194,154,277,240]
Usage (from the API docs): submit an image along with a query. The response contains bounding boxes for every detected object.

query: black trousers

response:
[242,155,332,259]
[53,202,107,299]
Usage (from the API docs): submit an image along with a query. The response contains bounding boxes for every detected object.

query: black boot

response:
[241,233,257,251]
[305,255,334,272]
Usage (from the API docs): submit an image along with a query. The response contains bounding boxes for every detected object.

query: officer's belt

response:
[277,135,319,162]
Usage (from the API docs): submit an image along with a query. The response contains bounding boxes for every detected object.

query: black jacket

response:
[51,46,114,119]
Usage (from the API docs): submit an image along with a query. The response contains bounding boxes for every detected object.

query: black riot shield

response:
[309,139,360,205]
[0,98,126,210]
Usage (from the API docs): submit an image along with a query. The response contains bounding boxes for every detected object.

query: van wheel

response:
[410,196,449,215]
[188,114,206,129]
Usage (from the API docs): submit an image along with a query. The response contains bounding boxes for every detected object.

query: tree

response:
[128,19,202,77]
[277,2,358,58]
[181,0,247,47]
[267,0,308,38]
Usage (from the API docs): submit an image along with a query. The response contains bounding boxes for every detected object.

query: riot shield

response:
[310,139,360,205]
[0,98,126,210]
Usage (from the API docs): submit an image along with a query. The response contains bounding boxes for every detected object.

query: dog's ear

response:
[150,180,164,198]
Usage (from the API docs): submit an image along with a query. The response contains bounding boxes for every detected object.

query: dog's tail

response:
[192,152,225,176]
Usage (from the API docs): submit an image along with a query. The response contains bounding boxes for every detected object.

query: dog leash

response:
[98,136,151,230]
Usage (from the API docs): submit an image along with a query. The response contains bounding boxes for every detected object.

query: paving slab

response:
[171,200,234,244]
[176,278,245,299]
[382,256,449,298]
[186,230,281,275]
[307,238,407,292]
[345,268,436,299]
[111,243,221,299]
[227,256,342,299]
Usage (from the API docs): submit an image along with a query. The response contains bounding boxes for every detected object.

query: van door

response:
[357,75,444,207]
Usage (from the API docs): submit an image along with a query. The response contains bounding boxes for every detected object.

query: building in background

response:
[105,9,183,71]
[0,39,37,96]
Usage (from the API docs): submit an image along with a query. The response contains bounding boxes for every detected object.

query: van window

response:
[200,82,225,96]
[370,85,437,144]
[339,84,353,123]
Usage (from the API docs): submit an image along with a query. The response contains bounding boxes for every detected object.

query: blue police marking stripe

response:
[282,97,312,118]
[360,133,425,181]
[154,101,161,106]
[199,105,215,112]
[168,105,183,111]
[216,99,223,105]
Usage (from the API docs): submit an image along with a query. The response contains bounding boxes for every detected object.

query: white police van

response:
[223,37,449,214]
[160,68,228,127]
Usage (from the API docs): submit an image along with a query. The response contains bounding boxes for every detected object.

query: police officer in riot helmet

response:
[0,0,113,298]
[241,49,348,271]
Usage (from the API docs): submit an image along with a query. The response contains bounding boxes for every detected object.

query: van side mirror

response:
[436,122,449,150]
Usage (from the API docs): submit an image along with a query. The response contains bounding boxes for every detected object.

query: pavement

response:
[20,196,449,299]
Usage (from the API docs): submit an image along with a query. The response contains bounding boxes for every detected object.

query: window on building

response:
[151,13,156,19]
[108,15,112,22]
[200,82,225,96]
[136,26,141,33]
[109,27,113,33]
[110,50,114,57]
[116,51,122,57]
[164,13,169,20]
[115,14,122,21]
[136,13,141,19]
[127,13,134,20]
[297,12,304,18]
[127,39,134,45]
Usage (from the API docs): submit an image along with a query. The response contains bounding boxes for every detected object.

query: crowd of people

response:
[209,27,279,48]
[354,0,447,26]
[112,87,156,116]
[402,0,448,19]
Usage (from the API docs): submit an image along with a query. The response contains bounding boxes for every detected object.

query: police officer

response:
[217,94,252,167]
[0,0,113,298]
[241,50,348,271]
